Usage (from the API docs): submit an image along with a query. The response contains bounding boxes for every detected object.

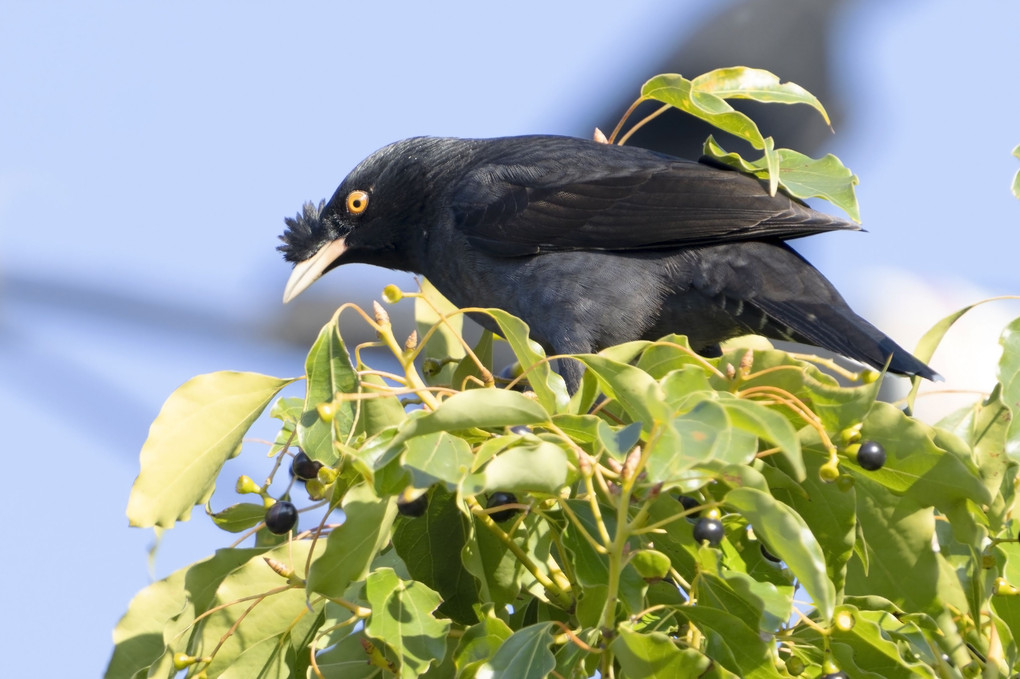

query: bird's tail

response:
[748,296,940,381]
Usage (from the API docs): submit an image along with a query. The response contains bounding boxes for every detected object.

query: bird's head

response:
[278,139,438,303]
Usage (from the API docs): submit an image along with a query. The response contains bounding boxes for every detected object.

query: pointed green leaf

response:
[771,148,860,222]
[678,604,784,678]
[691,66,831,125]
[482,440,570,494]
[416,278,466,386]
[300,318,358,462]
[999,316,1020,458]
[611,625,714,678]
[482,307,569,413]
[831,605,939,678]
[725,487,835,622]
[357,372,407,436]
[199,541,323,677]
[481,622,556,679]
[365,568,451,679]
[393,486,479,625]
[401,388,548,440]
[860,402,991,511]
[715,394,804,480]
[576,353,671,426]
[454,612,514,678]
[307,484,397,597]
[127,371,297,528]
[768,451,856,596]
[644,400,759,484]
[905,299,1017,410]
[311,631,384,679]
[642,73,766,149]
[207,502,269,533]
[403,431,474,487]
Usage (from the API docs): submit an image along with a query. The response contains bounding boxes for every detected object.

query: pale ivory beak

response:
[282,239,348,303]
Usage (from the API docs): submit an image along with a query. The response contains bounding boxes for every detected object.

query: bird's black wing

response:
[450,138,857,257]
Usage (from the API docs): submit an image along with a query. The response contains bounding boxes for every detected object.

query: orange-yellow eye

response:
[346,190,369,214]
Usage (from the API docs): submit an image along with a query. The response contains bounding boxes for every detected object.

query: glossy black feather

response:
[448,136,856,255]
[280,135,938,389]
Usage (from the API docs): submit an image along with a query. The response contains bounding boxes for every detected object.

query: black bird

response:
[279,135,937,390]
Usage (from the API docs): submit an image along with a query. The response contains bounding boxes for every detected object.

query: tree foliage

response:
[107,68,1020,678]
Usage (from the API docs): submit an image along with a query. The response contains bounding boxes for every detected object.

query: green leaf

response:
[300,318,358,462]
[207,502,268,533]
[715,394,804,480]
[703,136,860,222]
[416,278,466,386]
[576,353,671,427]
[307,484,397,598]
[198,541,323,677]
[400,388,549,440]
[678,604,784,678]
[844,478,970,621]
[464,510,554,609]
[644,400,759,484]
[1000,316,1020,459]
[365,568,451,679]
[357,371,407,436]
[482,307,570,413]
[642,73,766,150]
[403,431,474,488]
[611,625,714,678]
[480,622,556,679]
[481,440,571,494]
[725,487,835,622]
[691,66,831,124]
[860,402,991,512]
[309,632,382,679]
[905,299,1016,410]
[127,371,297,528]
[768,451,856,596]
[452,328,494,392]
[454,611,514,678]
[393,486,479,625]
[769,148,860,222]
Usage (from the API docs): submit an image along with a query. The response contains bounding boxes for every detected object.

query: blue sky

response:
[2,1,1018,675]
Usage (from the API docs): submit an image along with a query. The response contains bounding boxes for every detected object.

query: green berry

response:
[819,461,840,482]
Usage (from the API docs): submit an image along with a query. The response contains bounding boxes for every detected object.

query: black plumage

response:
[279,135,937,390]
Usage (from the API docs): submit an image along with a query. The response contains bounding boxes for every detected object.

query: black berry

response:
[291,450,323,480]
[487,492,519,523]
[397,493,429,517]
[856,440,886,471]
[509,425,532,435]
[265,501,298,534]
[760,542,781,563]
[692,517,724,546]
[678,495,701,519]
[822,673,849,679]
